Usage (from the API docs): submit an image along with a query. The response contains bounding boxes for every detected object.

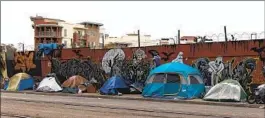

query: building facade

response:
[31,16,64,49]
[31,16,103,49]
[104,33,159,47]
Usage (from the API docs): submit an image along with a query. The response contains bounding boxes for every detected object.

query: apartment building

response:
[104,33,159,47]
[31,15,103,49]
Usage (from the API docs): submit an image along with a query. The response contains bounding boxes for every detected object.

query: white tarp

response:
[36,77,62,92]
[203,79,247,102]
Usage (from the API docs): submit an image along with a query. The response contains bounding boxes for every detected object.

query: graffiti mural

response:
[72,49,84,58]
[208,56,225,86]
[147,50,174,62]
[133,48,146,63]
[172,52,184,63]
[51,58,106,88]
[6,51,42,77]
[192,57,256,94]
[0,52,8,79]
[192,58,211,85]
[102,48,125,76]
[251,46,265,77]
[14,52,36,72]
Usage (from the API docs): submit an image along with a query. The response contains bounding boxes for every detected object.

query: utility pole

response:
[22,43,25,52]
[178,30,180,44]
[138,30,140,47]
[102,34,105,49]
[224,26,228,42]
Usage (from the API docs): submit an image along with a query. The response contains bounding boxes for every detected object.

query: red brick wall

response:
[41,39,265,84]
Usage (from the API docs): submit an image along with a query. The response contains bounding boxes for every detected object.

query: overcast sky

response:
[1,1,264,45]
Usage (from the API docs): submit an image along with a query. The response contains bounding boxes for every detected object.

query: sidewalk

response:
[1,90,262,108]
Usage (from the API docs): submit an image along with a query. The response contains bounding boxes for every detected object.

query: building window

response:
[64,29,67,37]
[78,31,82,36]
[88,31,95,36]
[64,41,67,46]
[89,42,93,48]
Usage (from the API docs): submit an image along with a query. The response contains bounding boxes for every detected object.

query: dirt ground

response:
[1,92,264,118]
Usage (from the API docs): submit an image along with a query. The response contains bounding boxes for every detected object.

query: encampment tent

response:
[36,76,62,92]
[5,73,34,91]
[203,79,247,102]
[100,76,130,95]
[62,75,88,88]
[142,62,205,99]
[61,75,97,93]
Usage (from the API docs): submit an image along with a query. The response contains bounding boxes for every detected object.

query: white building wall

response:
[58,22,75,48]
[104,34,159,47]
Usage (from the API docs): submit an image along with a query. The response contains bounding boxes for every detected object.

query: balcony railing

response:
[36,31,61,37]
[78,34,85,39]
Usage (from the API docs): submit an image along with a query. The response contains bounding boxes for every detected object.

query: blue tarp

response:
[100,76,129,95]
[38,43,58,55]
[142,62,205,99]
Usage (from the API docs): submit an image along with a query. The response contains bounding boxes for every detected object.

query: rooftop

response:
[30,16,65,22]
[78,21,104,26]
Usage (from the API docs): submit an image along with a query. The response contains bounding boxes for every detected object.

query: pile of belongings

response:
[36,73,62,92]
[4,73,34,91]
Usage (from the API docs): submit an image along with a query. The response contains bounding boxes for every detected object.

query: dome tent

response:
[36,73,62,92]
[100,76,130,95]
[203,79,247,102]
[5,73,34,91]
[142,62,205,99]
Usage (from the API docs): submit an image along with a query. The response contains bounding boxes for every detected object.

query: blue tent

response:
[142,62,205,99]
[4,73,34,91]
[100,76,130,95]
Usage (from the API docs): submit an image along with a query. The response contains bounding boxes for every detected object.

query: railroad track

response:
[1,98,235,118]
[1,113,31,118]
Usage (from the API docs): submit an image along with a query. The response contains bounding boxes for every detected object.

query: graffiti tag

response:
[14,52,36,72]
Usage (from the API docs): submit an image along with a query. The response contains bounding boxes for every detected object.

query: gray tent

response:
[203,79,247,102]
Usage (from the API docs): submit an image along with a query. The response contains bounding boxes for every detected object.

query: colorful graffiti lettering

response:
[14,52,36,72]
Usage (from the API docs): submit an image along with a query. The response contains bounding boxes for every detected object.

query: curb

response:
[1,90,262,108]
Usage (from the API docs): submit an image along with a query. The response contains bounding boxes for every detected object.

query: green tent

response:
[203,79,247,102]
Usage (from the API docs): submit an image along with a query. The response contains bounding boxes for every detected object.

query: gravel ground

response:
[1,92,264,118]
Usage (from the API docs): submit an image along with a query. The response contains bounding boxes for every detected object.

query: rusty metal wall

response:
[41,39,265,84]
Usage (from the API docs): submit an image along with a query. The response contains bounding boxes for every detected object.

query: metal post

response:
[102,34,105,49]
[22,43,25,52]
[138,30,140,47]
[224,26,228,42]
[178,30,180,44]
